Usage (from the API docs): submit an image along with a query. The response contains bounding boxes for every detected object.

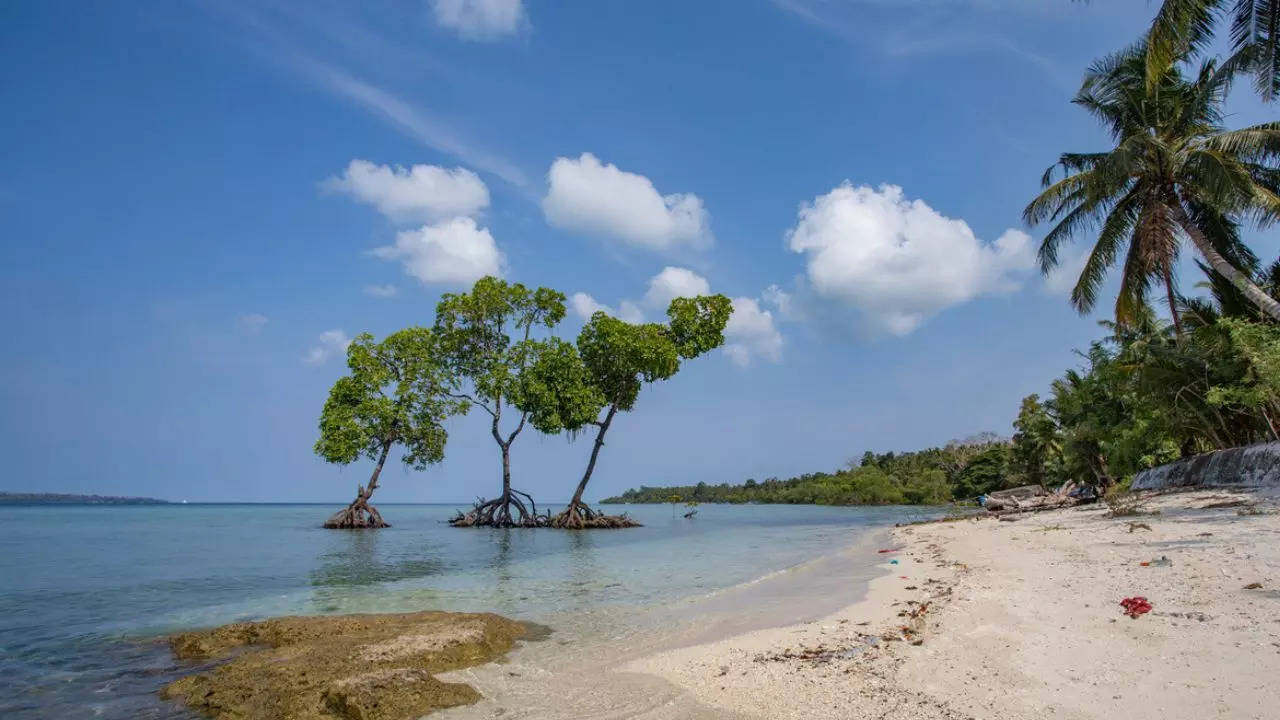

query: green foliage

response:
[1024,39,1280,327]
[1206,317,1280,435]
[1009,394,1062,487]
[603,436,1013,506]
[666,295,734,359]
[515,338,606,435]
[433,276,567,410]
[952,446,1012,500]
[1145,1,1280,101]
[577,313,681,411]
[314,328,466,471]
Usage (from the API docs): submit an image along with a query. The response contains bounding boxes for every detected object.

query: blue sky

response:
[2,0,1277,503]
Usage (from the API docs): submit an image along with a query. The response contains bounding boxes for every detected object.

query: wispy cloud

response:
[317,67,529,187]
[771,0,1074,90]
[194,0,529,188]
[304,329,352,366]
[235,313,269,335]
[364,284,399,298]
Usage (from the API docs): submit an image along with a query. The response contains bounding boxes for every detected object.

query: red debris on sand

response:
[878,548,900,554]
[1120,596,1153,618]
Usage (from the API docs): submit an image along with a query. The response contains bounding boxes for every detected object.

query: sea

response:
[0,502,936,718]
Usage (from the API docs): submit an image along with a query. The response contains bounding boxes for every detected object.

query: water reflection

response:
[309,530,444,587]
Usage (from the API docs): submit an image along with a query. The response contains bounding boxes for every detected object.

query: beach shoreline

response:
[623,487,1280,719]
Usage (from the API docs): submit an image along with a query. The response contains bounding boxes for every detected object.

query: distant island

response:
[0,492,169,505]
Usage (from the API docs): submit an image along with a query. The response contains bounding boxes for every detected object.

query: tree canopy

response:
[550,294,733,528]
[1024,40,1280,330]
[315,328,466,528]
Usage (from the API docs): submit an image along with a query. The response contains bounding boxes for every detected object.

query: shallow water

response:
[0,502,933,718]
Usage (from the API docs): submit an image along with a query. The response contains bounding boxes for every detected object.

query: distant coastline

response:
[0,492,169,505]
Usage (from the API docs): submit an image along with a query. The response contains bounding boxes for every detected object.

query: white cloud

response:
[305,329,352,365]
[724,297,783,367]
[542,153,713,251]
[761,284,797,320]
[569,292,645,323]
[364,284,399,298]
[644,266,712,310]
[235,313,268,335]
[786,183,1034,336]
[324,159,488,223]
[372,217,505,287]
[318,68,528,187]
[431,0,527,41]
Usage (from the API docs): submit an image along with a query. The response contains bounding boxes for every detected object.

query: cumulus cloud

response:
[324,159,488,223]
[643,266,712,310]
[431,0,527,41]
[542,153,713,252]
[372,217,504,287]
[363,284,399,298]
[235,313,268,335]
[724,297,783,367]
[785,183,1034,336]
[305,329,352,365]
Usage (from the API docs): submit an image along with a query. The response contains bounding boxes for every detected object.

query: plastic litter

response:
[888,559,899,565]
[1120,596,1153,618]
[1139,555,1172,568]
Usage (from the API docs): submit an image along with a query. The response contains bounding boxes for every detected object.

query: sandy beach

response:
[627,487,1280,720]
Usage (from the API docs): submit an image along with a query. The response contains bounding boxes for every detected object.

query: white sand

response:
[629,488,1280,719]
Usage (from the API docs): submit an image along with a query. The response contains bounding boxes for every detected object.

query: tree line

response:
[600,434,1013,507]
[314,276,732,530]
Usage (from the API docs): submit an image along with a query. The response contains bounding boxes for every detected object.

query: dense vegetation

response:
[601,434,1010,506]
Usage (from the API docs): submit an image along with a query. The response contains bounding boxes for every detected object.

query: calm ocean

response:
[0,502,933,718]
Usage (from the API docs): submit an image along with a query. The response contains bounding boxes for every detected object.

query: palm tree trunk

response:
[1163,264,1184,338]
[1170,202,1280,322]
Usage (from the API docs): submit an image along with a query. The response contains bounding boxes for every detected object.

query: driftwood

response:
[987,495,1088,518]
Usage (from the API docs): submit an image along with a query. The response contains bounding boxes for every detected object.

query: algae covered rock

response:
[162,611,530,719]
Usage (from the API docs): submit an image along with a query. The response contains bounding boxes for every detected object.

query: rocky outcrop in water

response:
[162,611,533,720]
[1131,442,1280,491]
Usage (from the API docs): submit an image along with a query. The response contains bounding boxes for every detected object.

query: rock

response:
[163,611,531,720]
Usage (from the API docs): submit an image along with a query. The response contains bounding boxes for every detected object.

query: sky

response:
[1,0,1277,503]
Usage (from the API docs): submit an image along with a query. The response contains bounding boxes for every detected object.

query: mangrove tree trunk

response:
[324,440,392,529]
[550,405,639,529]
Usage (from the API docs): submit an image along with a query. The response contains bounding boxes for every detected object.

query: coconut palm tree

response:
[1024,42,1280,331]
[1146,0,1279,101]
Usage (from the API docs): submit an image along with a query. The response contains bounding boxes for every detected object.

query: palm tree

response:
[1146,0,1279,101]
[1024,42,1280,330]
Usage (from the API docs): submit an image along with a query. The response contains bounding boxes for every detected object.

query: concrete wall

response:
[1131,441,1280,491]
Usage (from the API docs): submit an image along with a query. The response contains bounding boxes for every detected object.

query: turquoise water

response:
[0,502,932,718]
